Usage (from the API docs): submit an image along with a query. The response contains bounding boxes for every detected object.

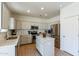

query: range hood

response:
[9,17,16,29]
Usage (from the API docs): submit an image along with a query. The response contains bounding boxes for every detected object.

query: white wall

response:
[47,15,60,24]
[47,16,60,23]
[60,2,79,18]
[13,15,48,23]
[13,15,60,24]
[13,15,60,27]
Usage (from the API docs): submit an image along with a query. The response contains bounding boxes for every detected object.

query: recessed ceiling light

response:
[41,7,44,10]
[27,10,30,13]
[45,13,47,16]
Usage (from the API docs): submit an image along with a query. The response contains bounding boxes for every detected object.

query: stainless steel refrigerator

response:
[51,24,60,49]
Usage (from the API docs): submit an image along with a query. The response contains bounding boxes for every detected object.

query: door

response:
[60,16,79,56]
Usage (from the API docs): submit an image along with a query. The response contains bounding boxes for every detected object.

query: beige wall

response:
[12,15,48,23]
[47,16,60,24]
[13,15,60,23]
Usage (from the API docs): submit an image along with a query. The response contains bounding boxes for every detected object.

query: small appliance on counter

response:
[10,29,16,35]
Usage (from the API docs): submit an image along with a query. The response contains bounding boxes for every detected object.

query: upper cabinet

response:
[16,20,49,30]
[2,3,11,29]
[60,3,79,18]
[0,3,1,29]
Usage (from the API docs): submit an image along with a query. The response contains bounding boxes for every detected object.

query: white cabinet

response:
[0,46,15,56]
[16,21,49,30]
[36,36,54,56]
[20,35,32,44]
[2,3,10,29]
[39,23,48,30]
[0,3,1,29]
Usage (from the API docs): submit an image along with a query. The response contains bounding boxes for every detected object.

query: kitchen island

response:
[0,36,19,56]
[36,36,55,56]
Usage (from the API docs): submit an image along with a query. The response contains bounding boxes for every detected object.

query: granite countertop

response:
[0,35,19,48]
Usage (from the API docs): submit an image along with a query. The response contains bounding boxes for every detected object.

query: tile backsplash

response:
[0,32,7,41]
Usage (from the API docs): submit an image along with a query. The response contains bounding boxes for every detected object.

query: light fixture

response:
[41,7,44,10]
[27,9,30,13]
[45,13,47,16]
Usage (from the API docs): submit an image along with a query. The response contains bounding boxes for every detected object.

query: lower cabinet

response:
[36,36,55,56]
[20,35,32,45]
[0,46,15,56]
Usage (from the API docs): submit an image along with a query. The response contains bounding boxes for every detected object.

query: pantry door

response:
[60,16,79,56]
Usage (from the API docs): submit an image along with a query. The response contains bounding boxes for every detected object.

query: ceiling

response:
[5,2,72,19]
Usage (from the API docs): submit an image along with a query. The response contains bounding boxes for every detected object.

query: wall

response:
[60,2,79,18]
[47,16,60,24]
[13,15,60,26]
[12,15,48,23]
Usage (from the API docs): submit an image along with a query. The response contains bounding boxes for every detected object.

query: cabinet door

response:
[2,3,10,29]
[0,3,1,29]
[60,16,79,56]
